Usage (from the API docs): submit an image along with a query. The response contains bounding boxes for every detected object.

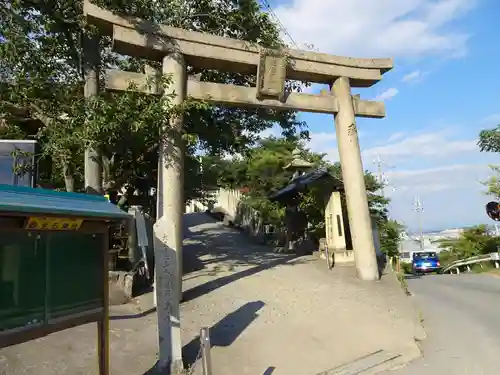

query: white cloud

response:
[305,131,338,161]
[482,114,500,125]
[301,83,324,94]
[386,132,407,143]
[387,164,485,193]
[375,88,399,101]
[274,0,476,58]
[361,130,491,230]
[308,131,336,145]
[402,70,422,82]
[305,130,369,162]
[258,127,279,139]
[384,163,492,231]
[389,163,478,177]
[362,129,477,161]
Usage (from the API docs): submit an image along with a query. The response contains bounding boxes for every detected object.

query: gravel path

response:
[180,214,421,375]
[1,213,421,375]
[381,273,500,375]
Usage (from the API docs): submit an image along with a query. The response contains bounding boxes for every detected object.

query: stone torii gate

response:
[84,0,392,371]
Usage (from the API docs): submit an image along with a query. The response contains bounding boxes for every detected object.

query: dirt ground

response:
[0,213,423,375]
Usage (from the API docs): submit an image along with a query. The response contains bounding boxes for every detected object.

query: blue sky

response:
[262,0,500,232]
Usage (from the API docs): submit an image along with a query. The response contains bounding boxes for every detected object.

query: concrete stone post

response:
[324,191,346,251]
[331,76,379,281]
[83,33,103,194]
[153,52,186,374]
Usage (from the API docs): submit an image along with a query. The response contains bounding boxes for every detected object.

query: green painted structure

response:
[0,184,129,349]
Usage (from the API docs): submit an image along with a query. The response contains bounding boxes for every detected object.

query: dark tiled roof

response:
[269,167,342,201]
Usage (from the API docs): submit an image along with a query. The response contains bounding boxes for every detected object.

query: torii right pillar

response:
[331,76,379,281]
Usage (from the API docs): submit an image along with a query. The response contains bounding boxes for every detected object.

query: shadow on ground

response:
[113,213,303,320]
[181,213,307,303]
[142,301,266,374]
[182,300,265,368]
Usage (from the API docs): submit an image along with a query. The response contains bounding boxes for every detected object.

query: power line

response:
[259,0,299,48]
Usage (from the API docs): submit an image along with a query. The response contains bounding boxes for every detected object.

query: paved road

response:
[384,273,500,375]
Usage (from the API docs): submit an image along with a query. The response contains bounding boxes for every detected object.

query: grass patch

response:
[438,251,459,268]
[401,262,412,275]
[466,262,500,275]
[485,267,500,276]
[396,272,411,296]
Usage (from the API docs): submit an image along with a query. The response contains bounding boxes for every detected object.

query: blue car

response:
[412,251,441,274]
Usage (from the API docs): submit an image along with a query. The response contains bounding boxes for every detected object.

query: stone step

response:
[316,350,402,375]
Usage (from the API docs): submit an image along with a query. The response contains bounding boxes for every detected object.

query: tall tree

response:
[438,225,500,259]
[379,219,403,258]
[478,125,500,200]
[479,125,500,153]
[207,136,393,246]
[0,0,307,209]
[481,165,500,200]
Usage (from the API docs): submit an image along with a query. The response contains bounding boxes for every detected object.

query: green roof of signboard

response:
[0,184,130,219]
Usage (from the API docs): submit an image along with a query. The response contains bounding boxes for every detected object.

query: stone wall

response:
[187,189,284,245]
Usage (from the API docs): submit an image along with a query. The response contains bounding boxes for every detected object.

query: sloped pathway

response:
[180,213,422,375]
[0,213,422,375]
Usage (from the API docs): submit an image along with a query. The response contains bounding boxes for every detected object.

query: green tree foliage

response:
[205,136,400,251]
[379,220,403,258]
[478,125,500,153]
[0,0,306,207]
[480,165,500,200]
[438,225,500,259]
[478,126,500,200]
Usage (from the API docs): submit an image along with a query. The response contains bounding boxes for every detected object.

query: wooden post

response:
[331,76,379,281]
[98,232,110,375]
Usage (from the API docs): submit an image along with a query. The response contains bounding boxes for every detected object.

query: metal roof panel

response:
[0,184,130,219]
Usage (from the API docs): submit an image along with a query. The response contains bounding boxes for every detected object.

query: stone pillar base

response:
[318,247,355,266]
[108,271,134,305]
[332,249,355,265]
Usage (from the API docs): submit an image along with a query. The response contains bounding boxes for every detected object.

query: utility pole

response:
[373,153,396,197]
[374,153,385,196]
[413,196,424,250]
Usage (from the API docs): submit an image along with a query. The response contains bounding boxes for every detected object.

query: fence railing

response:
[441,252,500,274]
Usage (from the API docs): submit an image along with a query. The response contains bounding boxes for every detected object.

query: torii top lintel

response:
[84,1,393,88]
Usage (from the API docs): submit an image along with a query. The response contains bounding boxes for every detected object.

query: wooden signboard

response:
[0,184,129,375]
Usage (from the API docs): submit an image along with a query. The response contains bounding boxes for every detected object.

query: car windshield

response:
[413,252,437,260]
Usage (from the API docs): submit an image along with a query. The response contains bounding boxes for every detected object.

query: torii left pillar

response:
[153,51,186,374]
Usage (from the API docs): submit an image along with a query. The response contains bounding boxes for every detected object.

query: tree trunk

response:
[102,153,115,192]
[63,163,75,192]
